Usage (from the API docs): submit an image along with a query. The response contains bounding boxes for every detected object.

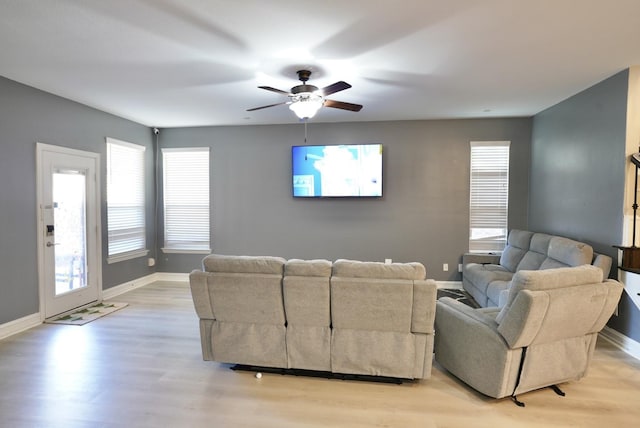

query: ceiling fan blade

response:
[323,99,363,112]
[246,101,288,112]
[321,81,351,96]
[258,86,291,95]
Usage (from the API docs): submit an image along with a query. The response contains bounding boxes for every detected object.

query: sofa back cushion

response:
[499,230,534,272]
[331,277,414,332]
[331,260,424,332]
[199,254,287,325]
[495,265,603,324]
[283,259,332,327]
[284,258,333,277]
[538,236,593,270]
[332,259,426,280]
[515,233,552,271]
[203,254,286,275]
[207,272,286,324]
[498,279,622,348]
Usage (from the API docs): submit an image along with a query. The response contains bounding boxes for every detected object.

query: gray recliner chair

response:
[435,265,623,406]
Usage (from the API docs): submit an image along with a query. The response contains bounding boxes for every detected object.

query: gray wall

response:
[0,76,156,325]
[530,69,639,341]
[156,118,532,279]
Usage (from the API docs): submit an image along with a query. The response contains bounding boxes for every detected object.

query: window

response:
[106,138,147,263]
[162,148,210,253]
[469,141,510,253]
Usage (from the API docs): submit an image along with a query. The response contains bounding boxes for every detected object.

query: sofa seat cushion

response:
[463,263,513,294]
[486,279,512,307]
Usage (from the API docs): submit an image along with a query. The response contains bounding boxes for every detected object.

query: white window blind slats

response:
[162,148,210,252]
[469,141,510,253]
[106,138,146,260]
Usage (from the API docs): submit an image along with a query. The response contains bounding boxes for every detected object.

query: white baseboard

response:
[599,326,640,360]
[1,272,189,341]
[0,312,41,341]
[436,281,463,289]
[155,272,190,282]
[102,273,160,300]
[102,272,189,300]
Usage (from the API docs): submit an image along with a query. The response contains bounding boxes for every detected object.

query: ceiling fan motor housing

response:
[291,84,319,95]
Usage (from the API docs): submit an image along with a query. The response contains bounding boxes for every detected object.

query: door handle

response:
[46,241,60,247]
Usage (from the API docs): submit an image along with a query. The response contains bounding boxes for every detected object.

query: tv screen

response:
[292,144,383,198]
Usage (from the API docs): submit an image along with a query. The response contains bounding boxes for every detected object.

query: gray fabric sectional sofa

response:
[463,230,613,307]
[189,254,437,380]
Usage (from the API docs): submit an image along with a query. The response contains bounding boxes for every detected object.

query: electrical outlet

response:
[443,263,449,272]
[458,264,463,273]
[385,258,392,264]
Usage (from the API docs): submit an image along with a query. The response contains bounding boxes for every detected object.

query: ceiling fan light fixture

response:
[289,92,324,119]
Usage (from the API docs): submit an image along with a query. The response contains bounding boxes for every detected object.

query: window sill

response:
[107,249,149,264]
[161,248,211,255]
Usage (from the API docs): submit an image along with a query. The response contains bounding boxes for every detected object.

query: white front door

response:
[37,143,102,319]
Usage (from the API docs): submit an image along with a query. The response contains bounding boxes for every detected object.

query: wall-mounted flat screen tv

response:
[292,144,383,198]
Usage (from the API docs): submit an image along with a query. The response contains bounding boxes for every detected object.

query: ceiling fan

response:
[247,69,363,119]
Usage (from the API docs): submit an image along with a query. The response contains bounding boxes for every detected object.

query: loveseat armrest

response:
[592,253,612,278]
[189,270,214,319]
[411,279,437,333]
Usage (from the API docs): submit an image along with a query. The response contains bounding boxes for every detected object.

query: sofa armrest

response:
[498,288,510,308]
[496,290,549,348]
[434,297,521,398]
[189,270,215,319]
[437,297,500,330]
[411,279,437,333]
[592,253,612,278]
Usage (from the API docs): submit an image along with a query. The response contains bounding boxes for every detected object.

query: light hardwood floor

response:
[1,280,639,427]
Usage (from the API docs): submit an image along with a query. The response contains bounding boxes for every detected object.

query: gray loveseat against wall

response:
[189,254,438,380]
[463,230,613,307]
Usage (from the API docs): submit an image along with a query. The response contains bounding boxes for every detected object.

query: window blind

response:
[469,141,510,253]
[106,138,147,261]
[162,147,210,252]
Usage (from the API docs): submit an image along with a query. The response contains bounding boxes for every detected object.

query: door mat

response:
[45,302,128,326]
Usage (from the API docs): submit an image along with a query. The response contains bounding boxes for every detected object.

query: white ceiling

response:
[1,0,640,128]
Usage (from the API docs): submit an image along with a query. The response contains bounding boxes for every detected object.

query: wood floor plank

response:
[1,280,639,427]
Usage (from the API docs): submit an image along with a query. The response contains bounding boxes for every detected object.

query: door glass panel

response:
[53,170,88,296]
